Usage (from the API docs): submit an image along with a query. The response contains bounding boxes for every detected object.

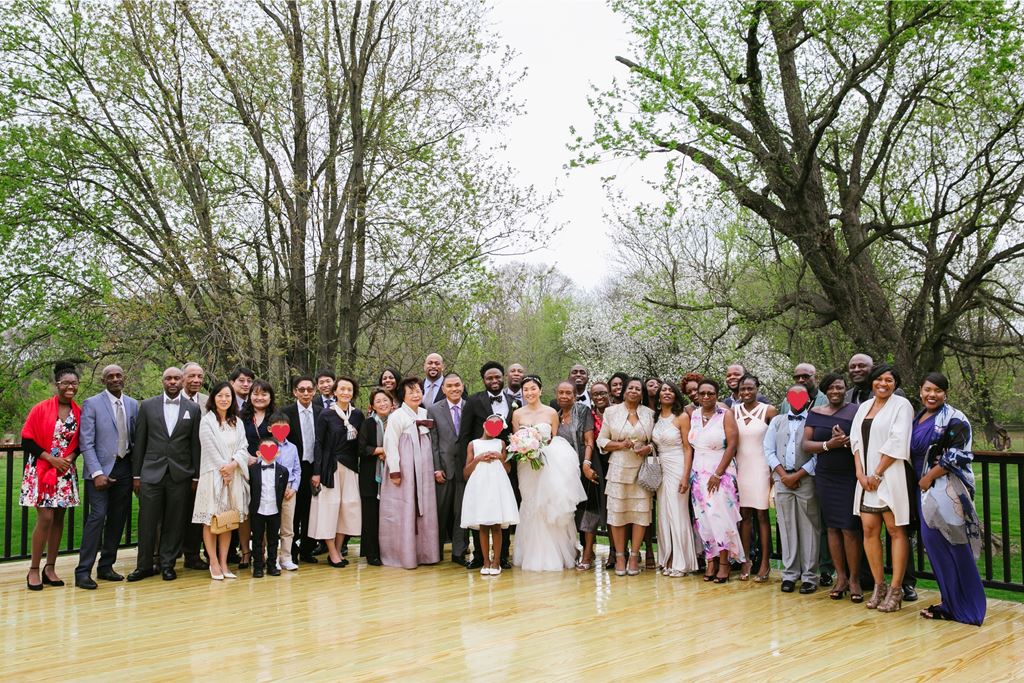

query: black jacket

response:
[248,460,289,516]
[313,408,365,487]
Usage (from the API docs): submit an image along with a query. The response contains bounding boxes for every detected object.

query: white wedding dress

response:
[512,422,588,571]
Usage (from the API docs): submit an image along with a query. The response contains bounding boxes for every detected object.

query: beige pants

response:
[278,493,296,563]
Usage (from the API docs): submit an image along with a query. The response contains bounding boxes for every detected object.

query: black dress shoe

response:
[500,560,512,570]
[161,568,177,581]
[75,576,98,590]
[299,554,318,564]
[314,541,328,555]
[467,558,484,569]
[97,570,124,582]
[819,572,833,587]
[367,558,383,566]
[781,580,796,593]
[267,566,281,576]
[184,556,209,570]
[452,557,468,567]
[799,582,818,594]
[126,569,154,582]
[327,558,348,568]
[902,585,919,602]
[253,567,265,578]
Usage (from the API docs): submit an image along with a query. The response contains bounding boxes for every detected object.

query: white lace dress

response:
[192,413,250,524]
[512,423,587,571]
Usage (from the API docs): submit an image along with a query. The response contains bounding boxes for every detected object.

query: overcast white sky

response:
[487,0,665,291]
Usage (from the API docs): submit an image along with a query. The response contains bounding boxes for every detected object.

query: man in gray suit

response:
[429,373,468,565]
[74,365,138,589]
[179,361,209,569]
[127,367,201,582]
[764,384,819,595]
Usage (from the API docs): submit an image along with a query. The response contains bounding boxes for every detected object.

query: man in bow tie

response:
[549,364,592,409]
[127,367,202,582]
[457,361,519,569]
[763,384,820,595]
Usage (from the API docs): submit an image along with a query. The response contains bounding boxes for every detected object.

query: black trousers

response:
[294,461,315,558]
[181,484,205,560]
[75,456,132,578]
[251,512,281,569]
[136,473,190,571]
[360,496,380,561]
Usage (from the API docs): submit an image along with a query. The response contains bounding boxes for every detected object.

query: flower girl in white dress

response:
[461,415,520,576]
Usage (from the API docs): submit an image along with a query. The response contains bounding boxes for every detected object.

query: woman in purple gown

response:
[911,372,985,625]
[379,377,440,569]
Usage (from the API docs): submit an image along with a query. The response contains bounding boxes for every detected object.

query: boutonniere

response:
[510,401,521,410]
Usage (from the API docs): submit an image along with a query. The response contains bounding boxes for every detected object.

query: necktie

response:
[451,404,461,434]
[115,399,128,458]
[301,408,314,462]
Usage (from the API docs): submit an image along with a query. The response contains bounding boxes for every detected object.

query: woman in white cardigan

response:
[850,364,913,613]
[192,382,251,580]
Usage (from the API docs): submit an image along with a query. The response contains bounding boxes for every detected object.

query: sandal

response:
[829,583,850,600]
[739,560,752,581]
[614,552,627,577]
[850,591,864,604]
[644,552,656,570]
[575,560,592,571]
[920,604,954,620]
[627,552,641,576]
[238,551,251,570]
[703,558,718,582]
[753,568,770,583]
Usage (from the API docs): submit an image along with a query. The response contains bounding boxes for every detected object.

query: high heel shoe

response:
[41,564,64,586]
[739,560,752,581]
[26,567,43,591]
[866,581,888,610]
[209,568,224,581]
[753,568,771,583]
[703,558,718,582]
[878,584,903,613]
[713,565,731,583]
[238,552,251,570]
[614,552,627,577]
[627,552,641,576]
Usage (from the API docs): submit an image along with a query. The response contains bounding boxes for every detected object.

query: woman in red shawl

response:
[21,361,82,590]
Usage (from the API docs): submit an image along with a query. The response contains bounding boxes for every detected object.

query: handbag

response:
[210,481,240,535]
[636,447,662,492]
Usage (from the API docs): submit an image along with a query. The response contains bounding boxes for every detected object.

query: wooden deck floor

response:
[1,546,1022,681]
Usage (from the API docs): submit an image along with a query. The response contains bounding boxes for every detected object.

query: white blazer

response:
[850,394,914,526]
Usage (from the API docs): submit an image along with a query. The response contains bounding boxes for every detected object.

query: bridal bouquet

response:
[508,426,546,470]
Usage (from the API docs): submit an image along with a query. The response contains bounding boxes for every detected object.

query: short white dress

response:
[460,438,520,530]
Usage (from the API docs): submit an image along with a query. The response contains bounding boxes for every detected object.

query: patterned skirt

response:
[20,455,79,508]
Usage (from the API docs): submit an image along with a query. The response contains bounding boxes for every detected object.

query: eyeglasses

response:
[58,382,79,388]
[793,373,812,381]
[697,391,717,397]
[296,387,315,393]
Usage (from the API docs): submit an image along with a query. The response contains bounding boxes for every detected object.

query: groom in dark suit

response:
[127,367,202,582]
[457,361,519,569]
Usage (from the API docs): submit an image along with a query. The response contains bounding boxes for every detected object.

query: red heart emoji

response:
[259,443,279,462]
[483,415,505,438]
[269,424,290,441]
[786,388,810,412]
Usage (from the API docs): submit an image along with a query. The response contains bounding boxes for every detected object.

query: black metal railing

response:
[2,442,1021,592]
[2,443,139,561]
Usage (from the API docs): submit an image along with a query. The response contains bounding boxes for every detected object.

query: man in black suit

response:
[457,361,520,569]
[429,372,468,564]
[283,375,323,563]
[313,368,336,411]
[127,367,201,582]
[421,353,447,406]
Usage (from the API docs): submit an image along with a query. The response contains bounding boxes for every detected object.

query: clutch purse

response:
[636,448,662,493]
[210,509,240,535]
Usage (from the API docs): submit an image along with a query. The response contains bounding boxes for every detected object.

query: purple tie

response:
[451,404,461,433]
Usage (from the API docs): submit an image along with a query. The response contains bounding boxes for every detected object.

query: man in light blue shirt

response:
[764,384,820,594]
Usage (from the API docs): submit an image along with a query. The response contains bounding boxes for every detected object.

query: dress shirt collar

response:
[106,389,124,406]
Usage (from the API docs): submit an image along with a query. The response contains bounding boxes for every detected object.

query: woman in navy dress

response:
[802,374,862,601]
[911,372,985,625]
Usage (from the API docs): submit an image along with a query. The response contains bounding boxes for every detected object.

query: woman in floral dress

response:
[681,378,744,583]
[21,362,82,590]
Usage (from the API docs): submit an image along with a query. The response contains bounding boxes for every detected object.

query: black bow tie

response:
[788,414,805,421]
[489,394,504,404]
[576,395,586,402]
[261,463,275,470]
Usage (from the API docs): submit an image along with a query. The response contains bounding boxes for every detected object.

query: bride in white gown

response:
[511,376,587,571]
